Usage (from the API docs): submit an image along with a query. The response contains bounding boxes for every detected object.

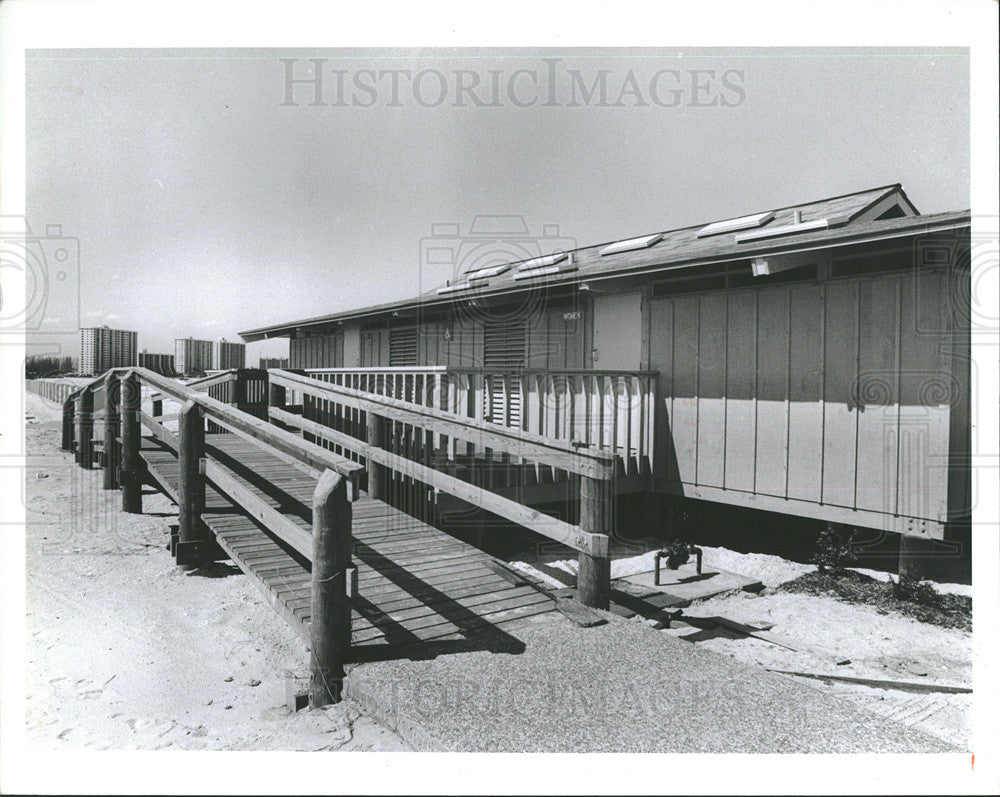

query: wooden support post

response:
[72,395,81,456]
[119,372,143,514]
[61,399,75,452]
[77,388,95,469]
[309,469,353,708]
[366,411,386,500]
[269,380,287,412]
[577,474,611,610]
[176,400,210,566]
[232,369,247,413]
[269,380,287,430]
[103,374,120,490]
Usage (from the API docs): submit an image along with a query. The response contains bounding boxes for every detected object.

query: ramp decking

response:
[140,433,556,659]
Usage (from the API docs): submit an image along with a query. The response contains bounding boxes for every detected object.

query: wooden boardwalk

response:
[140,433,556,660]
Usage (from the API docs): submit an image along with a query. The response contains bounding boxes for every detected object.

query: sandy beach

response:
[23,392,408,751]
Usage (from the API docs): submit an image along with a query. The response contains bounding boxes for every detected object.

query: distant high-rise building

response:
[259,357,290,369]
[214,338,246,370]
[79,326,137,375]
[138,350,176,376]
[174,337,214,375]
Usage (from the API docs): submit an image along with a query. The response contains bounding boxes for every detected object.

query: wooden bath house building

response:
[240,184,972,569]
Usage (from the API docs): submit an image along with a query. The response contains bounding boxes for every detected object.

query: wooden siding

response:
[289,331,344,369]
[648,267,963,534]
[356,304,588,370]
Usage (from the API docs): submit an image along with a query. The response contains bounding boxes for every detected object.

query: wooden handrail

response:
[446,367,659,378]
[270,406,607,556]
[181,370,237,388]
[149,369,235,403]
[304,365,448,374]
[64,367,363,486]
[271,369,615,480]
[132,367,363,486]
[63,366,358,705]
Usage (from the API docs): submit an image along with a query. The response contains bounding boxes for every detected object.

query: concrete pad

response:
[344,613,955,753]
[623,560,763,602]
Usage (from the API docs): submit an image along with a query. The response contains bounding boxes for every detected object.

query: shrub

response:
[812,524,856,574]
[781,568,971,631]
[894,564,942,606]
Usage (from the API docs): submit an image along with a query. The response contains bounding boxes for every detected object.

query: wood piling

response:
[77,387,95,469]
[366,411,386,500]
[309,468,353,707]
[577,473,612,610]
[176,400,209,566]
[119,372,143,513]
[61,397,75,452]
[103,373,120,489]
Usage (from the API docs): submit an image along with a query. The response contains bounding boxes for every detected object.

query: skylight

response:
[516,252,569,271]
[436,281,486,295]
[512,262,578,281]
[735,218,830,243]
[465,263,510,281]
[599,233,663,256]
[696,211,775,238]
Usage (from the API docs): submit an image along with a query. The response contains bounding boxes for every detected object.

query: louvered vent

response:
[483,320,526,428]
[389,326,418,367]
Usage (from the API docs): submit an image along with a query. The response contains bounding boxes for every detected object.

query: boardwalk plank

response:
[140,431,556,652]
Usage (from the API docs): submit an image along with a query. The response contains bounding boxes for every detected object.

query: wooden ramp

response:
[141,433,556,659]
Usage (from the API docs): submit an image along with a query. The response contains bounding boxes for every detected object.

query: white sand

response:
[24,393,408,751]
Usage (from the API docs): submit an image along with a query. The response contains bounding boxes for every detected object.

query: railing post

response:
[309,469,353,707]
[176,400,210,566]
[103,373,120,490]
[119,372,143,513]
[577,473,611,610]
[152,396,163,417]
[232,369,247,413]
[366,410,386,500]
[269,379,286,417]
[61,397,75,452]
[77,387,95,469]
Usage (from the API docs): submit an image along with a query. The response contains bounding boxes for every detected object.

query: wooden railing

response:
[269,368,615,608]
[26,378,79,404]
[61,365,622,699]
[62,367,363,706]
[302,366,656,478]
[152,369,270,431]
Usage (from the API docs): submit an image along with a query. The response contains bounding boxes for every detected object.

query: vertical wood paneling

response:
[854,275,901,513]
[898,269,950,522]
[377,328,390,367]
[696,294,726,487]
[946,260,972,521]
[821,281,859,507]
[670,297,699,484]
[754,289,790,496]
[784,283,824,503]
[724,291,757,492]
[361,331,373,366]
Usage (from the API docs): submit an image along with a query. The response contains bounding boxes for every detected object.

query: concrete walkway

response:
[345,611,956,753]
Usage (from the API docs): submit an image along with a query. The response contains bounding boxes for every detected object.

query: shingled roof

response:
[240,184,968,342]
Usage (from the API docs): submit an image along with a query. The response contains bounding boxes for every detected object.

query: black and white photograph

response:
[1,1,997,794]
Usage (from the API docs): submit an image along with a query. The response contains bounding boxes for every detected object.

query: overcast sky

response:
[26,47,969,362]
